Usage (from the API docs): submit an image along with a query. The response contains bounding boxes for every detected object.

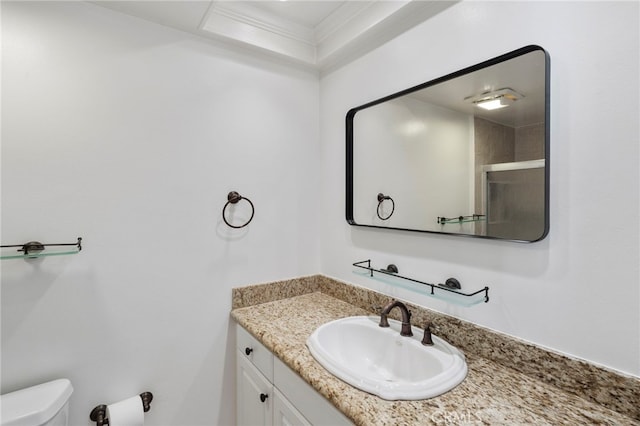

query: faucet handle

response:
[421,321,435,346]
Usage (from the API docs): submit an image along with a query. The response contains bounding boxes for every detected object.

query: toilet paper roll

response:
[106,395,145,426]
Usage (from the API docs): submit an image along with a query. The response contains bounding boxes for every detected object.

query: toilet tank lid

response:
[0,379,73,426]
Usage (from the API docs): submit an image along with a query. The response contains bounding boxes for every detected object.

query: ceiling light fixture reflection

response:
[465,88,523,111]
[476,98,510,110]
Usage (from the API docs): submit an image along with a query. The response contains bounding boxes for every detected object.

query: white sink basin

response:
[306,316,467,400]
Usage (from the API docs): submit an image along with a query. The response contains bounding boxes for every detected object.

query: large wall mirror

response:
[346,45,550,242]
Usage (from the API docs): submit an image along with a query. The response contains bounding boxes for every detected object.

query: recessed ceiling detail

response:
[91,1,458,73]
[201,1,324,65]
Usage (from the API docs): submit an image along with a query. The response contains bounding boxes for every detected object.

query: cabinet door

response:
[273,388,311,426]
[237,352,273,426]
[273,357,352,426]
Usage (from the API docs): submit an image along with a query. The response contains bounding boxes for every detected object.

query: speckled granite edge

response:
[232,274,640,420]
[231,275,319,309]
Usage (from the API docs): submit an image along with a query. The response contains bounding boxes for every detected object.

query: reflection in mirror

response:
[346,45,549,242]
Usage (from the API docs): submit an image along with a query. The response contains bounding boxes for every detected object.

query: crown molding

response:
[204,2,316,45]
[92,1,458,74]
[201,2,317,65]
[200,1,457,73]
[314,1,375,45]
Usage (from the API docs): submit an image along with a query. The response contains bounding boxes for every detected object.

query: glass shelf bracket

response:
[353,259,489,306]
[1,237,82,260]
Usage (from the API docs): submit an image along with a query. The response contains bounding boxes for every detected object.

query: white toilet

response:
[0,379,73,426]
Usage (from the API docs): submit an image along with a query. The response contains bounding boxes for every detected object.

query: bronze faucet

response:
[379,300,413,336]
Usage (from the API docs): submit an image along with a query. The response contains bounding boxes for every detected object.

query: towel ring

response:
[376,193,395,221]
[223,191,255,228]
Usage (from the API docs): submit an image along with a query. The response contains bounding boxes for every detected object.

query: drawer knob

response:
[260,393,268,403]
[245,347,253,356]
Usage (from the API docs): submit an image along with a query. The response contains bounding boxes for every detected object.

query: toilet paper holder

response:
[90,392,153,426]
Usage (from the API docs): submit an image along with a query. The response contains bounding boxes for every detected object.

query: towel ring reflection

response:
[223,191,255,228]
[376,193,395,221]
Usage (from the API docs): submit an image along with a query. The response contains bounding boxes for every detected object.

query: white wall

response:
[320,1,640,376]
[2,3,639,426]
[1,2,319,425]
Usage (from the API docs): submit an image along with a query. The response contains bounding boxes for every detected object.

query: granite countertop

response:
[231,291,638,426]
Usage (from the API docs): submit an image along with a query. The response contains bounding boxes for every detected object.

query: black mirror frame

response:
[346,45,550,243]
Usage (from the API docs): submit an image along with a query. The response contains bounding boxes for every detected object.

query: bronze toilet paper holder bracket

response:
[90,392,153,426]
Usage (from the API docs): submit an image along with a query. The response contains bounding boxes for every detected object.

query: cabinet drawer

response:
[237,324,274,381]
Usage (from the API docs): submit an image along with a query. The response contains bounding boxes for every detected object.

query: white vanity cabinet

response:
[236,324,352,426]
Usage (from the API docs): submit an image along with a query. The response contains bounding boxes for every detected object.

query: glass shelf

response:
[1,248,81,260]
[1,238,82,260]
[353,259,489,307]
[437,214,486,225]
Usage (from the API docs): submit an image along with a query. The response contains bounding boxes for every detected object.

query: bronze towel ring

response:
[376,193,395,221]
[223,191,255,228]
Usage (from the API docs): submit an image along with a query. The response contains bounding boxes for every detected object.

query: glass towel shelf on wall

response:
[1,237,82,260]
[437,214,486,225]
[353,259,489,307]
